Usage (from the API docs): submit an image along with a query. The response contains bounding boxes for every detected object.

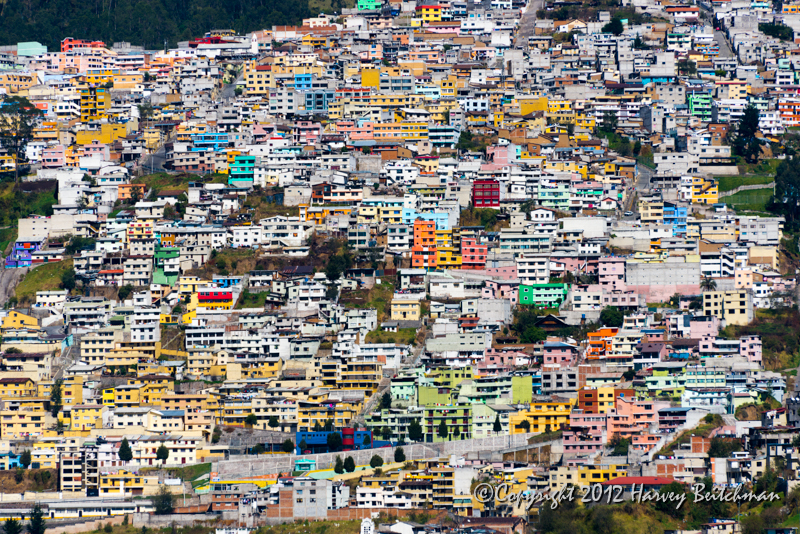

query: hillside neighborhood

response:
[1,0,800,533]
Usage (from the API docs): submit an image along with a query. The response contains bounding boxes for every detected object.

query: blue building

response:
[212,275,244,288]
[304,89,336,112]
[295,429,374,454]
[191,133,229,152]
[663,201,688,236]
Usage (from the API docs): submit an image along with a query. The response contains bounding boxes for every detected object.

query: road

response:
[714,29,735,58]
[140,141,169,174]
[514,0,542,48]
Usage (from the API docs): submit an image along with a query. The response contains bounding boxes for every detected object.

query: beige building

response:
[703,290,753,326]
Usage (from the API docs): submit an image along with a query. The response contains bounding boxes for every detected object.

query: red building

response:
[61,38,106,52]
[461,237,487,270]
[472,179,500,208]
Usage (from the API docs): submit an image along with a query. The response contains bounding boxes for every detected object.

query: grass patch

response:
[237,290,268,309]
[717,175,774,192]
[14,259,73,303]
[737,158,780,175]
[528,429,562,444]
[132,172,199,193]
[724,187,773,212]
[340,281,395,322]
[141,462,211,481]
[0,226,16,255]
[0,183,58,227]
[658,413,723,456]
[243,190,296,220]
[365,327,417,345]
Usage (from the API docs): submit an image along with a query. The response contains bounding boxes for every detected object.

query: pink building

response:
[740,335,762,364]
[481,279,519,303]
[563,410,607,456]
[598,257,626,291]
[41,145,65,168]
[485,265,517,279]
[461,237,488,270]
[294,121,322,145]
[542,340,579,367]
[607,396,657,439]
[335,120,374,141]
[477,348,532,373]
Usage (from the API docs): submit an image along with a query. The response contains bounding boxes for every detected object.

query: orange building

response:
[411,219,437,270]
[778,98,800,127]
[118,183,146,201]
[606,395,656,439]
[585,327,619,360]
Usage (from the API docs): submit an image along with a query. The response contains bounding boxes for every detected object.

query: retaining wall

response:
[45,515,126,534]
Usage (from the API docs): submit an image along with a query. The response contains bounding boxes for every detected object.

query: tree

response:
[118,438,133,463]
[363,434,371,447]
[49,379,62,417]
[19,450,31,469]
[453,425,461,439]
[380,392,392,410]
[245,413,258,428]
[4,518,23,534]
[437,419,449,440]
[771,159,800,229]
[156,443,169,465]
[600,306,624,327]
[408,420,423,442]
[677,58,697,77]
[60,268,76,292]
[700,276,717,291]
[118,284,134,300]
[344,456,356,473]
[26,505,45,534]
[152,485,174,515]
[493,415,502,434]
[602,18,624,35]
[370,455,384,468]
[268,416,280,429]
[730,104,762,163]
[0,96,43,182]
[299,439,307,452]
[281,439,295,453]
[519,420,531,432]
[334,456,344,474]
[654,481,685,518]
[381,426,392,440]
[327,432,342,452]
[395,447,406,463]
[601,110,618,132]
[520,325,546,344]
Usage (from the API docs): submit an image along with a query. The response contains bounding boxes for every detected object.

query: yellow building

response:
[297,399,362,431]
[690,176,719,204]
[1,310,38,329]
[509,398,576,434]
[436,247,462,268]
[416,5,443,21]
[114,385,143,407]
[638,199,664,224]
[703,290,753,326]
[391,299,421,321]
[102,387,116,407]
[0,409,52,438]
[79,84,111,122]
[0,377,36,397]
[70,404,108,431]
[75,123,131,145]
[100,469,160,496]
[543,159,588,178]
[549,463,628,491]
[38,377,84,407]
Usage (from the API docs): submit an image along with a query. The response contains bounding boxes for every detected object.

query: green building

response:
[518,283,568,308]
[357,0,382,9]
[229,155,255,187]
[687,92,712,121]
[424,404,472,442]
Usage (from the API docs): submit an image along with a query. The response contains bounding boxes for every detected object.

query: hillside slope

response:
[0,0,322,50]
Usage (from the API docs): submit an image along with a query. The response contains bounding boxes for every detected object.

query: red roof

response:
[99,269,124,274]
[601,476,678,486]
[416,4,443,8]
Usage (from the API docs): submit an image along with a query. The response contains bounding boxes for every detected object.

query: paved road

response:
[140,141,169,174]
[514,0,542,48]
[714,29,735,58]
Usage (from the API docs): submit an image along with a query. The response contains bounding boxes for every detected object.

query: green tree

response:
[771,159,800,229]
[493,415,502,434]
[344,456,356,472]
[730,104,762,163]
[19,450,31,469]
[453,425,461,439]
[437,419,449,440]
[281,439,295,453]
[408,420,423,442]
[327,432,342,452]
[245,413,258,428]
[4,518,23,534]
[299,439,307,452]
[26,504,45,534]
[156,443,169,465]
[380,392,392,410]
[152,485,174,515]
[395,447,406,463]
[707,437,742,457]
[118,284,134,300]
[118,438,133,463]
[519,420,531,432]
[49,379,62,417]
[654,481,685,518]
[60,268,76,292]
[370,455,383,468]
[334,456,344,474]
[602,18,623,35]
[0,96,44,182]
[520,325,546,344]
[677,58,697,76]
[268,416,280,429]
[700,276,717,291]
[601,110,618,132]
[600,306,624,327]
[363,434,372,447]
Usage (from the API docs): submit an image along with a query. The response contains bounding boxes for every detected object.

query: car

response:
[624,211,634,216]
